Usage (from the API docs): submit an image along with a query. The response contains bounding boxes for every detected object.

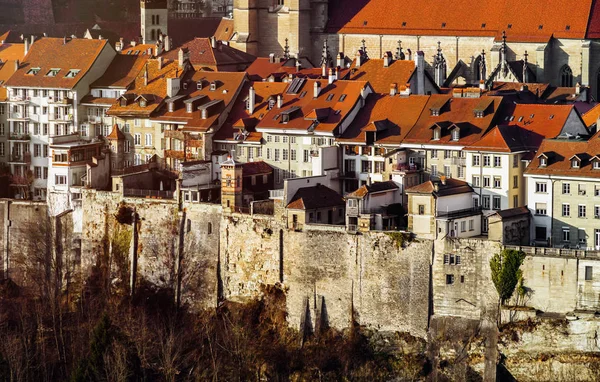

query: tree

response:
[490,249,525,324]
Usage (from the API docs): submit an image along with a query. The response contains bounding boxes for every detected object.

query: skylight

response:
[26,67,40,75]
[46,68,60,77]
[65,69,81,78]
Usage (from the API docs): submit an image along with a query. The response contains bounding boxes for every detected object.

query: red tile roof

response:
[525,133,600,179]
[161,38,255,70]
[151,71,246,132]
[5,37,109,89]
[0,30,22,44]
[402,95,503,146]
[107,125,126,140]
[91,54,148,88]
[287,184,345,210]
[242,161,272,176]
[0,60,17,100]
[338,93,430,145]
[406,178,474,196]
[346,180,399,199]
[256,79,371,135]
[326,0,599,42]
[347,58,416,94]
[0,43,24,62]
[213,81,289,143]
[214,18,234,41]
[582,104,600,128]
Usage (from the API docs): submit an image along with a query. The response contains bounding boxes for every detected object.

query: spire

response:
[501,30,508,76]
[361,39,369,60]
[433,42,447,87]
[523,50,529,83]
[320,39,331,67]
[394,40,405,61]
[479,49,487,82]
[283,38,290,60]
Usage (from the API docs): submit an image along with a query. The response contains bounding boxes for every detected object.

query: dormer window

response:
[182,82,188,90]
[539,157,547,167]
[593,159,600,170]
[120,98,127,107]
[26,67,40,75]
[197,81,203,90]
[268,98,276,110]
[46,68,60,77]
[168,103,174,112]
[474,111,484,118]
[571,159,580,168]
[451,129,460,141]
[186,103,193,113]
[139,99,147,107]
[433,127,441,140]
[431,108,440,117]
[210,81,217,91]
[65,69,80,78]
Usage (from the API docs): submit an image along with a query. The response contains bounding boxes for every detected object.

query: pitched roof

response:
[524,133,600,179]
[326,0,599,42]
[256,79,371,135]
[241,161,272,176]
[5,37,109,89]
[338,93,429,145]
[0,30,22,44]
[214,18,234,41]
[582,103,600,128]
[402,95,503,146]
[346,180,399,199]
[491,206,530,219]
[90,54,148,88]
[161,38,255,70]
[0,60,17,100]
[213,81,289,143]
[150,70,246,132]
[0,43,24,62]
[405,178,474,197]
[107,125,126,140]
[347,58,416,94]
[287,184,345,210]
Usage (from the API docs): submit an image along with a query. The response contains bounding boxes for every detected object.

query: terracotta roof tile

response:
[0,60,17,100]
[214,18,234,41]
[161,38,255,70]
[245,57,319,81]
[347,58,415,94]
[287,184,345,210]
[406,178,473,196]
[241,161,272,176]
[346,180,398,199]
[582,103,600,128]
[107,125,126,140]
[525,133,600,179]
[121,44,156,56]
[326,0,597,42]
[338,93,429,145]
[5,37,109,89]
[0,43,24,62]
[91,54,148,88]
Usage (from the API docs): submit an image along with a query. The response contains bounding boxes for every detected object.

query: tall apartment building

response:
[4,37,116,199]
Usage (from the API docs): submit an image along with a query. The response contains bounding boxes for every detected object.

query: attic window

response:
[339,94,347,102]
[549,114,554,119]
[46,68,60,77]
[402,22,407,27]
[538,25,543,30]
[168,103,175,112]
[441,22,447,28]
[120,98,127,107]
[186,103,193,113]
[509,116,515,121]
[566,25,571,31]
[268,98,276,110]
[26,67,40,75]
[593,160,600,169]
[335,110,341,115]
[530,114,535,118]
[326,93,334,101]
[474,111,484,118]
[507,24,512,29]
[299,91,307,98]
[451,129,460,141]
[539,157,547,167]
[518,116,523,122]
[197,81,203,90]
[481,23,486,28]
[139,98,147,107]
[210,81,217,91]
[363,20,367,26]
[571,159,580,168]
[65,69,80,78]
[433,127,441,140]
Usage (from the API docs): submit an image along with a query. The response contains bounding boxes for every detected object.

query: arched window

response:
[561,65,573,87]
[151,15,155,25]
[150,29,156,41]
[473,55,482,82]
[156,15,160,25]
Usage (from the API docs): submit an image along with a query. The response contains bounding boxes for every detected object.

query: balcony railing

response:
[436,207,482,220]
[8,95,29,103]
[8,133,31,141]
[451,157,466,166]
[269,189,285,199]
[394,163,420,172]
[9,153,31,163]
[339,171,357,179]
[49,114,74,122]
[8,112,29,120]
[48,97,72,105]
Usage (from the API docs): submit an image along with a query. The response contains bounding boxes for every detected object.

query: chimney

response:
[277,94,283,108]
[30,35,35,45]
[433,182,440,192]
[63,36,67,45]
[157,56,163,70]
[98,34,103,40]
[440,176,447,185]
[576,83,581,95]
[210,36,217,48]
[143,64,148,86]
[390,83,398,96]
[24,38,29,56]
[164,36,171,51]
[414,51,425,95]
[479,80,486,91]
[248,86,256,114]
[328,68,335,84]
[407,49,412,61]
[334,67,338,80]
[178,48,188,68]
[14,60,19,72]
[130,40,137,47]
[313,81,322,98]
[166,78,181,98]
[322,63,327,77]
[383,52,391,67]
[116,37,124,52]
[155,40,163,56]
[337,52,344,68]
[355,50,362,67]
[269,53,275,64]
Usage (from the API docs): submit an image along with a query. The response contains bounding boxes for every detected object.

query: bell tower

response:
[221,154,243,211]
[141,0,168,45]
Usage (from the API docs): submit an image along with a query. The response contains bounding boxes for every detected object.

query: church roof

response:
[326,0,600,42]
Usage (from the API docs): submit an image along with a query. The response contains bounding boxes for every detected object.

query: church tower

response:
[141,0,168,45]
[220,155,243,211]
[232,0,329,62]
[107,125,126,170]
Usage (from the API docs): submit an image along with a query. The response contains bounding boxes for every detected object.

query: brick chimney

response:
[314,81,322,98]
[390,83,398,96]
[383,52,392,67]
[328,68,335,84]
[164,36,171,51]
[248,86,256,114]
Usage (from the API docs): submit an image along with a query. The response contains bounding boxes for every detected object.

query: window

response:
[374,161,384,173]
[431,164,438,177]
[493,176,501,189]
[482,195,490,209]
[134,154,141,166]
[418,204,425,215]
[34,144,41,157]
[472,155,480,166]
[290,149,296,161]
[361,160,371,173]
[460,221,466,232]
[472,175,480,187]
[274,149,280,161]
[483,155,491,166]
[446,274,455,285]
[493,156,501,167]
[267,135,272,143]
[594,161,600,170]
[595,205,600,218]
[266,148,271,160]
[579,205,586,218]
[513,155,519,168]
[431,149,438,159]
[513,176,518,189]
[562,227,570,242]
[444,165,451,177]
[124,140,131,153]
[64,69,80,78]
[444,150,451,159]
[457,166,464,178]
[257,147,263,158]
[483,176,491,188]
[145,154,152,163]
[563,183,570,194]
[0,142,4,156]
[562,203,570,217]
[134,133,141,146]
[145,133,152,147]
[535,182,547,193]
[579,184,586,195]
[539,157,547,167]
[247,146,253,160]
[493,196,501,210]
[303,150,309,162]
[34,167,41,179]
[282,136,288,143]
[571,159,580,168]
[585,266,593,281]
[274,135,280,143]
[469,219,474,231]
[55,175,67,185]
[46,68,60,77]
[560,65,573,87]
[535,226,546,241]
[451,129,460,141]
[513,195,519,208]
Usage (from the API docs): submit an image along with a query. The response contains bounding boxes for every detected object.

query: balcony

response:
[48,97,73,105]
[436,207,482,220]
[49,114,74,122]
[165,150,185,160]
[8,112,29,121]
[451,157,466,166]
[269,189,285,200]
[393,163,421,173]
[8,133,31,141]
[339,171,357,179]
[9,153,31,164]
[87,115,103,124]
[8,95,29,103]
[164,130,186,140]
